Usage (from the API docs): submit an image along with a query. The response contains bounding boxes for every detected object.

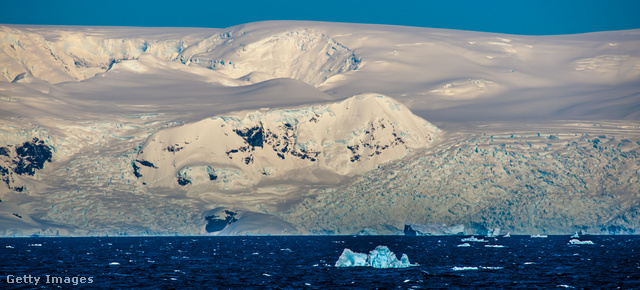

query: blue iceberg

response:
[335,245,417,268]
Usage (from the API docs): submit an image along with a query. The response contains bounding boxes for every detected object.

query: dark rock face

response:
[132,159,157,179]
[132,162,142,178]
[12,138,53,176]
[0,138,53,191]
[205,210,238,233]
[177,176,191,186]
[234,124,264,148]
[226,122,321,164]
[135,159,157,168]
[403,225,417,236]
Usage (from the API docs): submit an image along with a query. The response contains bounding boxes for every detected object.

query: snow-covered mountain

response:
[0,21,639,236]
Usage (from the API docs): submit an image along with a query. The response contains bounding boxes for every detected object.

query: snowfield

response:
[0,21,639,236]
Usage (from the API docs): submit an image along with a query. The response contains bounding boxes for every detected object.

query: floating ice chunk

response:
[485,245,505,248]
[457,243,471,247]
[335,249,369,267]
[480,266,504,270]
[461,236,487,242]
[6,245,14,248]
[28,244,42,247]
[568,239,594,245]
[530,234,548,238]
[335,246,417,268]
[453,266,478,271]
[109,262,120,266]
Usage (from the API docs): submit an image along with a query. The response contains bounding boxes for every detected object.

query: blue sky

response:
[2,0,639,35]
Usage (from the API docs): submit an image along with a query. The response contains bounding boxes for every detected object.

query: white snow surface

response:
[0,21,639,236]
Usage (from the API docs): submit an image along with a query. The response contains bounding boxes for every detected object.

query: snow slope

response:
[0,21,639,236]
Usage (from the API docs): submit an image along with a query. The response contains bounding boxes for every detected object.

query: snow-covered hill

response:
[0,21,639,236]
[135,94,438,190]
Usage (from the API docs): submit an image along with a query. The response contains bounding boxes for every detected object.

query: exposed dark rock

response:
[0,138,52,191]
[234,124,264,148]
[132,162,142,178]
[13,138,53,176]
[13,213,22,219]
[0,147,9,157]
[404,225,417,236]
[166,144,184,153]
[177,176,191,186]
[205,210,238,232]
[135,159,157,168]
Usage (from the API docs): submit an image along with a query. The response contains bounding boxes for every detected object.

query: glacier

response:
[335,246,416,268]
[0,21,639,236]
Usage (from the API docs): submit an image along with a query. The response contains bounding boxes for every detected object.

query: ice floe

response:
[568,239,595,245]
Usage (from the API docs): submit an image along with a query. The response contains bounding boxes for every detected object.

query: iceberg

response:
[335,246,417,268]
[461,236,488,242]
[568,239,595,245]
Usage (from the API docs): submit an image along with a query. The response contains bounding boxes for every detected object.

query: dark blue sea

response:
[1,235,638,289]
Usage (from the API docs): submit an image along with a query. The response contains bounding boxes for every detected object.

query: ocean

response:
[1,235,638,289]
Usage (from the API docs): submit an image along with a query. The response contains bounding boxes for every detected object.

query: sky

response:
[2,0,640,35]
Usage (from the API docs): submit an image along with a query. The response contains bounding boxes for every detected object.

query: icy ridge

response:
[0,25,359,86]
[0,26,187,83]
[177,28,359,86]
